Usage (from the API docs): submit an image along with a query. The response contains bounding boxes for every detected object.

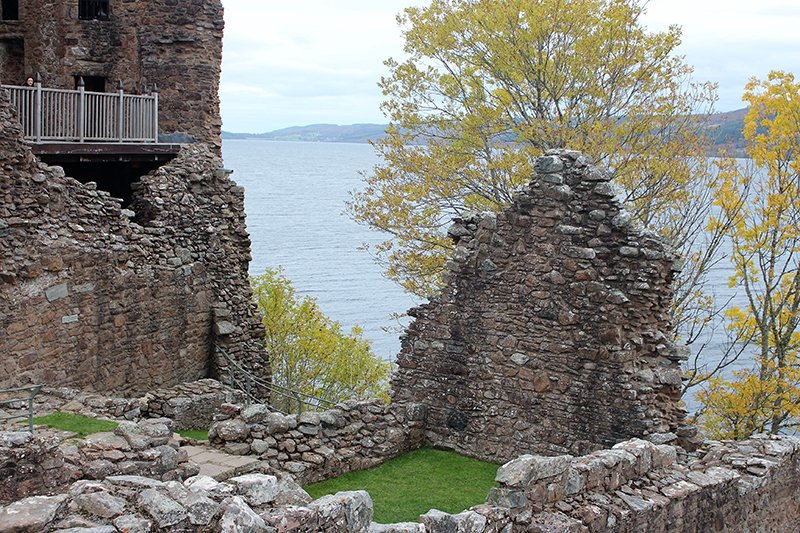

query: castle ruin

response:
[0,0,266,394]
[0,0,223,148]
[1,3,800,532]
[391,150,696,462]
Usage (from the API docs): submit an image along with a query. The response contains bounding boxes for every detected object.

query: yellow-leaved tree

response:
[251,268,391,411]
[699,71,800,439]
[348,0,727,369]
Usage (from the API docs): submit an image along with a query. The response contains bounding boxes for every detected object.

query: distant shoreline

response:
[222,124,388,144]
[224,108,750,151]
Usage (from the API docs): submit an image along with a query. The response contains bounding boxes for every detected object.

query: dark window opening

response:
[79,0,109,20]
[75,75,106,93]
[2,0,18,21]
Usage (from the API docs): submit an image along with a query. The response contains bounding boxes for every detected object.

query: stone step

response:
[182,444,264,481]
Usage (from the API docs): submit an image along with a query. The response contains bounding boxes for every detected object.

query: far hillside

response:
[705,108,748,155]
[222,109,749,153]
[222,124,388,144]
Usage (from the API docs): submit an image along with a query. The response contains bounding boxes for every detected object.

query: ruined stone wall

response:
[207,399,428,485]
[392,150,692,463]
[3,431,799,532]
[480,435,800,533]
[0,0,223,149]
[0,418,200,502]
[0,90,266,394]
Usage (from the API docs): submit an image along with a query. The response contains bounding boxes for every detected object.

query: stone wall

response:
[0,89,267,394]
[392,150,693,463]
[478,435,800,533]
[0,432,71,502]
[0,418,199,503]
[207,400,428,485]
[2,433,798,532]
[0,0,223,149]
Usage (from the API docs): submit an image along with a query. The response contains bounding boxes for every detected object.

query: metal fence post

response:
[117,80,124,142]
[34,73,42,142]
[246,375,252,407]
[152,84,159,143]
[77,77,85,142]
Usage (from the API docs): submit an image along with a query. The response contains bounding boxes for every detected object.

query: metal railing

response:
[0,384,44,432]
[214,344,335,415]
[2,77,158,143]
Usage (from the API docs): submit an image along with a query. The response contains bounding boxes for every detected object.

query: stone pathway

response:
[182,444,262,480]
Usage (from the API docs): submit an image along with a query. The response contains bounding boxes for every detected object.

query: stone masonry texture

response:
[1,402,799,532]
[392,150,693,463]
[0,89,267,394]
[0,0,224,149]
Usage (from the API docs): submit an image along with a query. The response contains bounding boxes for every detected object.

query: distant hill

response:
[705,108,748,156]
[222,124,388,144]
[222,109,749,153]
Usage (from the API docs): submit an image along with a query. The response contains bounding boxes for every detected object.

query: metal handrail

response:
[213,344,335,415]
[2,79,158,143]
[0,384,44,432]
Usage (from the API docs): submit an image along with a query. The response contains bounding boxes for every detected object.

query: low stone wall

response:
[207,400,428,484]
[0,432,71,502]
[140,378,246,430]
[2,435,797,532]
[0,471,366,533]
[482,435,800,532]
[0,418,199,503]
[2,379,245,431]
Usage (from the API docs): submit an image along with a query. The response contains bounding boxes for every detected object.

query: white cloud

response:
[642,0,800,111]
[220,0,800,132]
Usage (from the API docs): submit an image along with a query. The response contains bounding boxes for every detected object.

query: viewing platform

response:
[2,77,181,164]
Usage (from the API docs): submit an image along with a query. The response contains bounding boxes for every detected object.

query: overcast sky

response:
[219,0,800,133]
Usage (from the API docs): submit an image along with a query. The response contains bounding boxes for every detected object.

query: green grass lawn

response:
[304,447,499,524]
[177,428,209,441]
[32,411,119,438]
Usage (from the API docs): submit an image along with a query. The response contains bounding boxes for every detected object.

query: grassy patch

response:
[304,447,499,523]
[178,428,208,441]
[32,411,118,438]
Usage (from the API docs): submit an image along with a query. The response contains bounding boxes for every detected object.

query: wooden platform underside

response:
[30,142,182,163]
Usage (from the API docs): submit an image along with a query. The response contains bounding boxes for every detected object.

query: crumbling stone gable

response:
[0,0,224,149]
[0,90,266,394]
[391,149,691,462]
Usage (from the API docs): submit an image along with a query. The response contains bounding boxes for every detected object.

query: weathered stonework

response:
[206,399,427,485]
[2,382,800,532]
[0,418,199,503]
[0,0,223,148]
[0,89,267,394]
[1,430,799,532]
[392,150,692,462]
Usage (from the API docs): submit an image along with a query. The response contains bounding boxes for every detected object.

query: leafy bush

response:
[251,267,392,411]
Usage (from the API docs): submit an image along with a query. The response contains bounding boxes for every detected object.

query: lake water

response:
[221,140,418,362]
[222,140,750,411]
